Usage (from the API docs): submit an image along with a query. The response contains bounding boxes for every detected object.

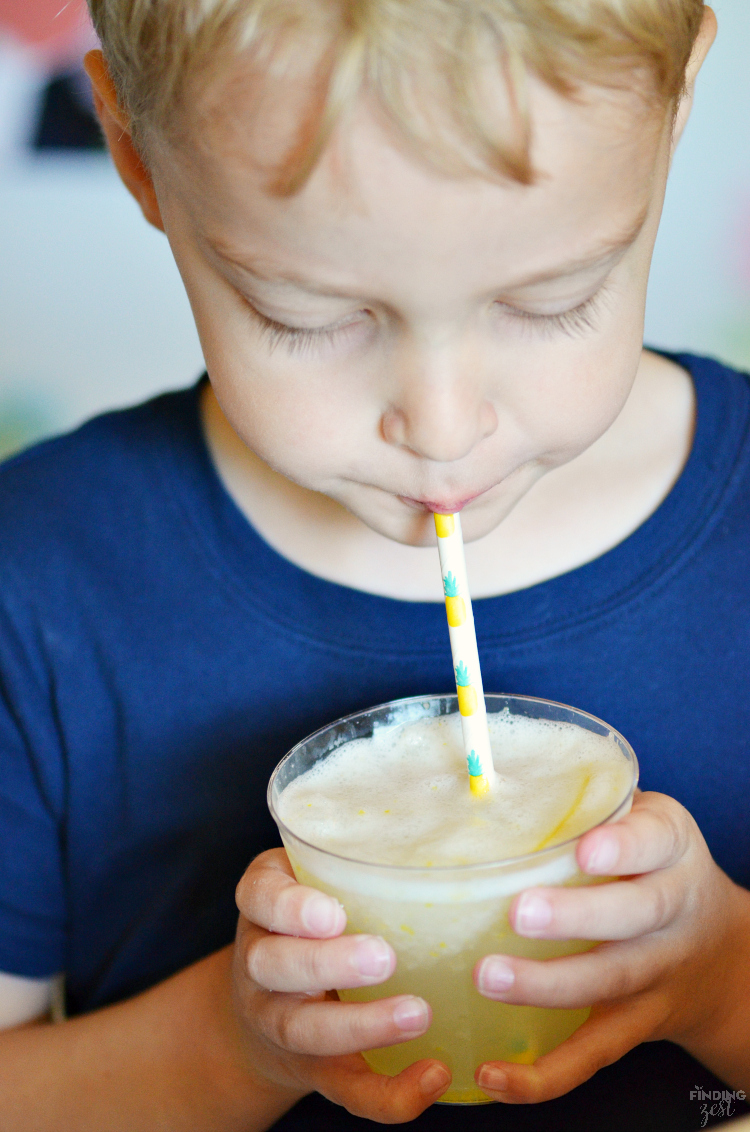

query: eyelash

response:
[497,288,608,338]
[247,307,359,356]
[246,286,608,354]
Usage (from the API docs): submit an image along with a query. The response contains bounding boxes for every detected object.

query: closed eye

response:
[496,285,611,338]
[244,302,367,355]
[244,284,611,353]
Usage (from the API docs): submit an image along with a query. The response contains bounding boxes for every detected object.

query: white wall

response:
[0,155,203,453]
[644,0,750,368]
[1,0,749,457]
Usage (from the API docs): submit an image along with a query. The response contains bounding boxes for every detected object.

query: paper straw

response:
[434,512,498,797]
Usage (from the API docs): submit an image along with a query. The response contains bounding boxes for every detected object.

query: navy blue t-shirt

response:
[1,353,749,1131]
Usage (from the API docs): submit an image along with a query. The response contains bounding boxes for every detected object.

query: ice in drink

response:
[269,695,637,1104]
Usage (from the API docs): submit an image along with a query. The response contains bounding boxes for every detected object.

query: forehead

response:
[159,63,667,297]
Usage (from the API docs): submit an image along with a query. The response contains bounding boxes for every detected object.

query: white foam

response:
[278,710,633,868]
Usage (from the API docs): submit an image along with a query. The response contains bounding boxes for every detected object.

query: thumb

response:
[310,1053,452,1122]
[475,995,663,1104]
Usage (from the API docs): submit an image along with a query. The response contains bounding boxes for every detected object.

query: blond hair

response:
[88,0,705,189]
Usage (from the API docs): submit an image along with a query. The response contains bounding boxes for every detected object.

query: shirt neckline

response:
[163,353,750,656]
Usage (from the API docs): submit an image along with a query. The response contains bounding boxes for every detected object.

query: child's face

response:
[149,65,672,547]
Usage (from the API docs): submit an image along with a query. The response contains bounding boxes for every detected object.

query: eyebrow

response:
[208,206,650,299]
[504,207,651,290]
[208,246,363,299]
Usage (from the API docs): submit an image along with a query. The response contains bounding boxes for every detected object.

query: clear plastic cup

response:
[268,693,638,1105]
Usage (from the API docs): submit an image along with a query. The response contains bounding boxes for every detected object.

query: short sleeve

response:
[0,595,66,977]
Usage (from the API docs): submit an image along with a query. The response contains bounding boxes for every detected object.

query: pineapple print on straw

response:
[434,513,498,797]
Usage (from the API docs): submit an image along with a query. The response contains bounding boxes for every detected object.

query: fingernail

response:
[584,833,618,874]
[302,894,342,936]
[354,936,392,978]
[477,957,515,995]
[478,1065,508,1093]
[419,1064,451,1098]
[393,996,429,1032]
[515,893,552,935]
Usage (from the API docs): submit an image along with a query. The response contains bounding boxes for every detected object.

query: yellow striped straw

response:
[434,513,498,797]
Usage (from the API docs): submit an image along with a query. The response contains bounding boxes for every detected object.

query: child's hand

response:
[472,790,750,1103]
[231,849,451,1122]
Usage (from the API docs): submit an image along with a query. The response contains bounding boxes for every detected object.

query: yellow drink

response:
[269,695,637,1104]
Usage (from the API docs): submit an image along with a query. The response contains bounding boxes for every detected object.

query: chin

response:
[367,509,438,547]
[455,507,507,544]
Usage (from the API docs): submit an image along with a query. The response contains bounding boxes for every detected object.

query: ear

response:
[84,50,165,232]
[672,6,717,147]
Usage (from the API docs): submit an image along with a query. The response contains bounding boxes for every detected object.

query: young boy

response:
[1,0,749,1128]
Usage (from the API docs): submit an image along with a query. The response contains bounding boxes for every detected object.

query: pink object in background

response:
[0,0,96,66]
[733,197,750,294]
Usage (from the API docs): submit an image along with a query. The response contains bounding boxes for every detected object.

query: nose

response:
[381,343,497,463]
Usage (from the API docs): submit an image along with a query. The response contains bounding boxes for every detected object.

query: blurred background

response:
[0,0,748,460]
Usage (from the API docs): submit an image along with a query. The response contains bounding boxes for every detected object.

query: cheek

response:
[510,266,645,465]
[509,341,638,467]
[164,233,374,471]
[212,356,374,482]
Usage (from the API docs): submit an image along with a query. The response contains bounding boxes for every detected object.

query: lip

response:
[398,491,485,514]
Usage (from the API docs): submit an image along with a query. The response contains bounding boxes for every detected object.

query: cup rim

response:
[268,692,639,874]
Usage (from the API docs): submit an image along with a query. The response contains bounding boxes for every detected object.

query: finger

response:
[576,791,695,877]
[246,929,395,992]
[507,872,681,941]
[475,994,663,1104]
[236,849,346,939]
[256,992,432,1056]
[474,937,662,1008]
[312,1054,452,1123]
